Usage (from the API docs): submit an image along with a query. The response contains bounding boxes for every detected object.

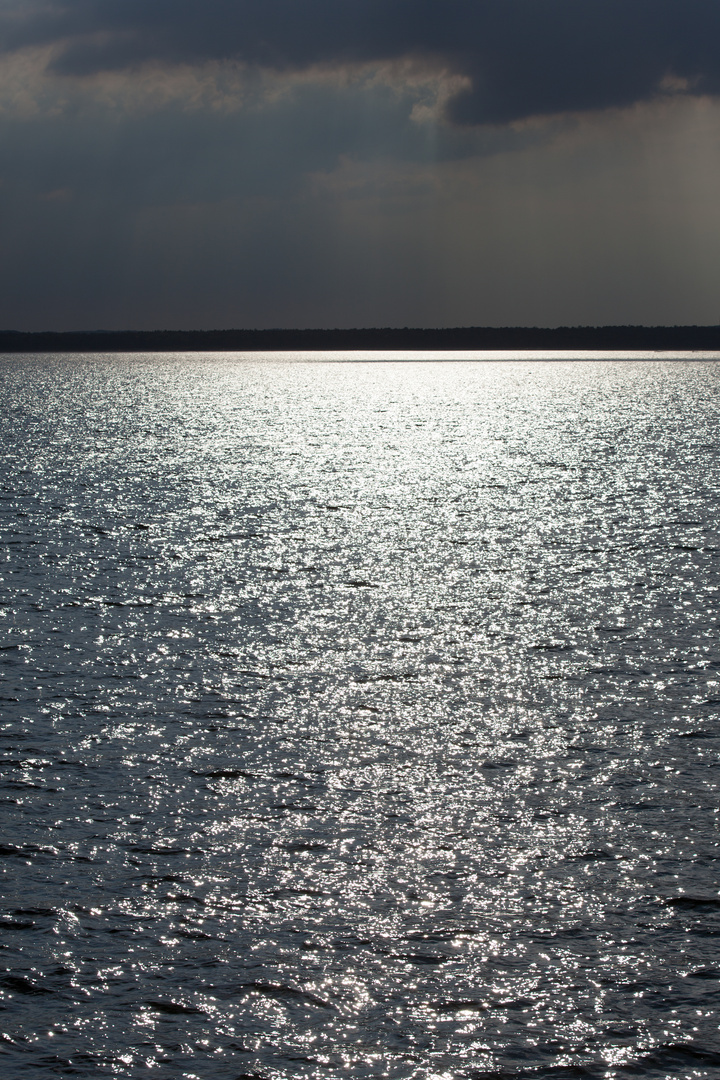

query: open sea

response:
[1,351,720,1080]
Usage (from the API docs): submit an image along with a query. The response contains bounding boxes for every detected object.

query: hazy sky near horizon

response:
[3,0,720,330]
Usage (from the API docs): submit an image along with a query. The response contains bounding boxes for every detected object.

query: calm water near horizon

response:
[1,352,720,1079]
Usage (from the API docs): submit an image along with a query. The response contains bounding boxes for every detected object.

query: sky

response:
[2,0,720,330]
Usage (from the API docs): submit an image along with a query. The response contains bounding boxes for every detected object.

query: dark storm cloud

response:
[2,1,720,124]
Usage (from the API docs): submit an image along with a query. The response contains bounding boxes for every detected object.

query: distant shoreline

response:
[2,326,720,352]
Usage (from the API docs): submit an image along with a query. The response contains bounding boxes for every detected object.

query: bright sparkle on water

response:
[1,353,720,1079]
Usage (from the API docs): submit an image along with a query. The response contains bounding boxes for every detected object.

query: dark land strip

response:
[2,326,720,352]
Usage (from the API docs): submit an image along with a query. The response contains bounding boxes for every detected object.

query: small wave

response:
[235,982,333,1009]
[638,1041,720,1068]
[1,975,53,995]
[145,1000,204,1015]
[196,768,257,779]
[567,849,615,861]
[664,895,720,910]
[433,999,488,1012]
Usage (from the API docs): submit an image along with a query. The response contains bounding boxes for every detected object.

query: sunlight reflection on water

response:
[1,354,719,1079]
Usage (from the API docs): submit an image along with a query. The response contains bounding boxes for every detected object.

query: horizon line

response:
[3,323,720,334]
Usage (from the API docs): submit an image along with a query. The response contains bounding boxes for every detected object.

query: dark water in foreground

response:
[1,353,720,1080]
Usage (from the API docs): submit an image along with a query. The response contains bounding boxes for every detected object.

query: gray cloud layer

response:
[3,2,720,330]
[3,1,720,124]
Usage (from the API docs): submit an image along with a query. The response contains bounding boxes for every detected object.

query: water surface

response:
[1,353,719,1079]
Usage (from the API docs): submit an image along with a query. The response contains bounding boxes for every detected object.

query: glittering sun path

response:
[1,353,719,1080]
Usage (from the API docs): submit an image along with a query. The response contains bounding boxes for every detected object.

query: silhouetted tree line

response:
[2,326,720,351]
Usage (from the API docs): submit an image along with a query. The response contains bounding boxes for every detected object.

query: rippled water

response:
[2,352,720,1080]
